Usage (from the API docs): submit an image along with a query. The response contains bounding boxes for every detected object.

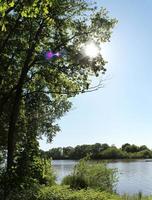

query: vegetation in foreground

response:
[1,180,152,200]
[37,185,121,200]
[37,186,152,200]
[61,157,117,192]
[42,143,152,160]
[1,157,152,200]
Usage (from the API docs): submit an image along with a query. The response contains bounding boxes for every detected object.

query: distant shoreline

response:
[40,143,152,160]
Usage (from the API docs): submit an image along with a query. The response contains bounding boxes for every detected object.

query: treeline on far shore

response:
[40,143,152,160]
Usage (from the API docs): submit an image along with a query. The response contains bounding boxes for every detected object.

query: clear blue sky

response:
[40,0,152,150]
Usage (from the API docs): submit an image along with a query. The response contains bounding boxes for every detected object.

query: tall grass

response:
[62,157,118,192]
[122,192,152,200]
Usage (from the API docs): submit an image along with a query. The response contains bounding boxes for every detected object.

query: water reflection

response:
[52,159,152,195]
[52,160,78,183]
[108,160,152,195]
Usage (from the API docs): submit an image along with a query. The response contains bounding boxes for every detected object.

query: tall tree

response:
[0,0,117,171]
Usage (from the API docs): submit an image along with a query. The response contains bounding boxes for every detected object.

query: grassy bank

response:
[38,186,152,200]
[38,185,121,200]
[1,178,152,200]
[122,193,152,200]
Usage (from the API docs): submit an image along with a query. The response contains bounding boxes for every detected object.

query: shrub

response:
[0,158,56,199]
[62,158,118,192]
[62,175,88,189]
[100,147,126,159]
[3,185,39,200]
[37,185,121,200]
[128,150,152,159]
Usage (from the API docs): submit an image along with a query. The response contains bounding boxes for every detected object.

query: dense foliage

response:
[37,186,152,200]
[37,185,121,200]
[0,157,56,199]
[44,143,152,160]
[62,158,117,192]
[0,0,116,170]
[2,185,151,200]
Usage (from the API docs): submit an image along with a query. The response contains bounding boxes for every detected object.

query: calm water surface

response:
[52,159,152,195]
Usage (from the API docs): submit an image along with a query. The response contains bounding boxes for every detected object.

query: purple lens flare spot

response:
[45,51,54,59]
[55,52,61,57]
[44,50,63,60]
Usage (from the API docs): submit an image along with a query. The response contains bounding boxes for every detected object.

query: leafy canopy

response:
[0,0,117,150]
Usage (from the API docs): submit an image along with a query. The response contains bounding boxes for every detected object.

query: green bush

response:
[14,157,56,187]
[3,185,39,200]
[2,185,152,200]
[62,175,88,189]
[37,185,121,200]
[0,158,56,199]
[100,147,126,159]
[62,158,118,192]
[37,186,152,200]
[128,150,152,159]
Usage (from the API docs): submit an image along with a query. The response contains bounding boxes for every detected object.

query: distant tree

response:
[128,145,139,153]
[101,143,109,151]
[139,145,149,151]
[91,143,102,159]
[63,146,74,159]
[46,143,152,160]
[48,148,63,159]
[72,145,91,159]
[121,143,139,153]
[100,146,125,159]
[121,143,130,151]
[141,150,152,158]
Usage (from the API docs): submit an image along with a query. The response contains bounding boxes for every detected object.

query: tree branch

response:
[22,80,104,97]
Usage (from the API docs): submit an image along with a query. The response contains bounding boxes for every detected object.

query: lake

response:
[52,159,152,195]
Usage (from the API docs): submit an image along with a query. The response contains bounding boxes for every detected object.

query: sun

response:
[84,41,100,58]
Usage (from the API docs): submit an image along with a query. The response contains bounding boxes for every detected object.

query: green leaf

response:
[9,1,15,7]
[1,24,6,31]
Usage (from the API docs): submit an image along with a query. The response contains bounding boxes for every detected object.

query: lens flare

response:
[45,51,54,59]
[44,51,62,60]
[55,52,61,57]
[84,42,100,58]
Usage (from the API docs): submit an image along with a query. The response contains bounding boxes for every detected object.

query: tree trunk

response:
[6,66,28,171]
[7,85,22,170]
[6,20,44,171]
